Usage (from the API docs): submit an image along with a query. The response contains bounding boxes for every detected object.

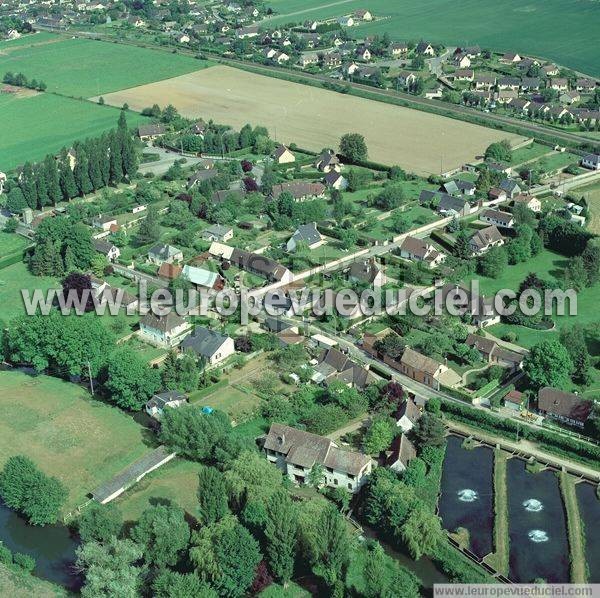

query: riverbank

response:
[485,450,509,576]
[0,562,66,598]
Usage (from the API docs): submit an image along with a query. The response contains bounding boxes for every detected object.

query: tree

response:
[6,186,27,213]
[265,490,297,585]
[197,466,229,525]
[104,348,161,410]
[309,503,349,587]
[563,256,588,291]
[134,206,160,246]
[306,462,326,488]
[78,503,123,544]
[374,184,405,210]
[363,542,388,598]
[523,340,573,390]
[400,504,443,559]
[0,455,66,526]
[339,133,368,162]
[412,413,446,449]
[153,571,217,598]
[484,140,511,163]
[73,145,93,196]
[559,326,591,384]
[364,417,396,455]
[191,518,262,598]
[76,537,143,598]
[479,246,508,278]
[224,450,283,505]
[581,239,600,286]
[131,504,190,567]
[159,406,232,462]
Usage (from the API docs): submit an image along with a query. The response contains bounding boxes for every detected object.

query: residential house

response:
[157,262,183,281]
[388,42,408,56]
[187,168,219,188]
[338,15,354,27]
[397,70,417,89]
[137,124,166,141]
[271,181,326,202]
[273,144,295,164]
[537,387,592,428]
[581,153,600,171]
[348,258,385,288]
[416,41,435,55]
[480,209,515,229]
[264,423,372,492]
[324,170,348,190]
[474,75,496,90]
[454,69,474,82]
[314,150,341,173]
[148,243,183,265]
[498,76,521,91]
[355,45,371,61]
[438,283,500,328]
[146,391,188,419]
[399,347,449,391]
[287,223,323,252]
[394,396,421,432]
[513,194,541,212]
[92,238,120,262]
[499,178,522,198]
[437,193,471,216]
[322,52,342,68]
[453,53,471,68]
[235,25,259,38]
[496,90,519,104]
[180,326,235,365]
[500,52,521,63]
[311,347,375,389]
[560,91,581,105]
[139,312,189,347]
[550,78,569,91]
[181,265,223,290]
[387,434,417,473]
[92,214,118,231]
[487,187,508,203]
[211,189,246,205]
[576,78,596,93]
[191,120,206,136]
[299,52,319,68]
[399,236,446,269]
[465,334,524,372]
[440,179,476,196]
[202,224,234,242]
[520,77,542,91]
[469,225,504,254]
[354,9,373,20]
[127,15,145,27]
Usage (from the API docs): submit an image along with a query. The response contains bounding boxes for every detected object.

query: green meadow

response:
[0,93,147,170]
[265,0,600,77]
[0,36,211,97]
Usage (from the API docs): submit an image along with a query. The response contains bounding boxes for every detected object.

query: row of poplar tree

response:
[6,112,138,213]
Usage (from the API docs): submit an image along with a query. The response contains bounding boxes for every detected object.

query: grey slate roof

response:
[290,223,322,247]
[140,311,186,333]
[180,326,230,359]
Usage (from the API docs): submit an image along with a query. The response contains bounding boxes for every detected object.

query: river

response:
[0,502,80,590]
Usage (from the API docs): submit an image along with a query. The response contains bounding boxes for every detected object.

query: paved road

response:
[427,48,454,77]
[139,146,204,176]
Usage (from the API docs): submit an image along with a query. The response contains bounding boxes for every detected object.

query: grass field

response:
[0,563,66,598]
[509,142,551,166]
[577,181,600,234]
[0,262,59,322]
[0,36,211,97]
[99,65,523,175]
[0,31,59,51]
[0,93,147,170]
[0,232,30,258]
[0,370,149,512]
[265,0,600,77]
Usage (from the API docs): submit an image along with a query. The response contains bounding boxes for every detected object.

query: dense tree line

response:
[5,112,137,213]
[3,71,46,91]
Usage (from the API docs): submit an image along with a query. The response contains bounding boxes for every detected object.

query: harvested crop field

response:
[98,65,524,175]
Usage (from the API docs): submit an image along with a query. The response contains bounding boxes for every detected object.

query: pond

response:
[506,459,569,583]
[438,435,494,558]
[576,482,600,582]
[0,502,80,590]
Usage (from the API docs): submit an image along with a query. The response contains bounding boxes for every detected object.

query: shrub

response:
[12,553,35,573]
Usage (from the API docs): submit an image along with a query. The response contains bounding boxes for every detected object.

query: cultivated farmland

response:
[0,93,147,170]
[265,0,600,77]
[99,65,524,175]
[0,36,211,96]
[0,370,149,512]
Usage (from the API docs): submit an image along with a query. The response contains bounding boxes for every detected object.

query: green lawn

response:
[0,31,59,50]
[265,0,600,77]
[0,232,30,258]
[509,142,550,166]
[0,370,149,512]
[0,261,60,322]
[533,151,580,174]
[115,458,201,522]
[0,36,211,97]
[577,181,600,234]
[0,562,66,598]
[0,93,147,170]
[189,384,262,423]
